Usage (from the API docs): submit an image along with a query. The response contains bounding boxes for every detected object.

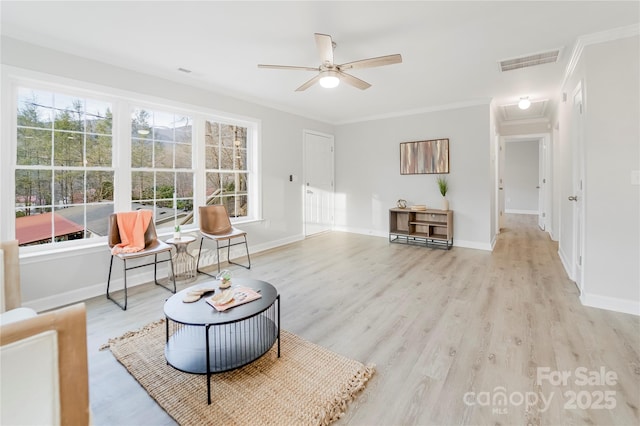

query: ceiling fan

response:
[258,33,402,91]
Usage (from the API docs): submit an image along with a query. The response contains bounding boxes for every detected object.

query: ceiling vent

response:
[499,49,561,72]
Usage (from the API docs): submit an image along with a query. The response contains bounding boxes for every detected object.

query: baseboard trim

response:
[558,247,574,281]
[581,292,640,316]
[454,239,493,251]
[333,226,388,239]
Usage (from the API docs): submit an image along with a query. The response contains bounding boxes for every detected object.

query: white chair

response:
[0,240,37,325]
[0,303,90,425]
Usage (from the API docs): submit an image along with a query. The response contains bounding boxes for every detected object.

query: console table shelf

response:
[389,208,453,249]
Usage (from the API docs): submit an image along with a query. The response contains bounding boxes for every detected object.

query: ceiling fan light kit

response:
[319,70,340,88]
[258,33,402,91]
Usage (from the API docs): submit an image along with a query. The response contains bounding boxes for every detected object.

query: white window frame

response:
[1,67,262,256]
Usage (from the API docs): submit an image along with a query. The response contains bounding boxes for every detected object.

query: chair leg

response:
[154,252,177,294]
[196,237,217,278]
[106,255,127,311]
[198,236,251,276]
[227,235,251,270]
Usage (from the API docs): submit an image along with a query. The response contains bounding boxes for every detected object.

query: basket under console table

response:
[389,208,453,249]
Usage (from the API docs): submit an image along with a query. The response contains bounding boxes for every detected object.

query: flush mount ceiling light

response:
[518,97,532,110]
[137,129,150,135]
[319,70,340,88]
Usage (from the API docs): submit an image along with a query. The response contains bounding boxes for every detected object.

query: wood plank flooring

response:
[85,214,639,425]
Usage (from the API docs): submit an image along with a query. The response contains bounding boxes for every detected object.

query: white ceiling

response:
[1,1,638,125]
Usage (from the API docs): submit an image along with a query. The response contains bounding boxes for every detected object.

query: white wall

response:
[582,36,640,313]
[504,140,539,213]
[334,104,493,250]
[1,37,334,310]
[557,33,640,315]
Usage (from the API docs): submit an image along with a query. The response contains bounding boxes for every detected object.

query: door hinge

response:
[542,212,546,218]
[579,255,582,266]
[543,178,546,184]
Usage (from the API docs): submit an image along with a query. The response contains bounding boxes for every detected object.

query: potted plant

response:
[437,175,449,210]
[173,225,181,240]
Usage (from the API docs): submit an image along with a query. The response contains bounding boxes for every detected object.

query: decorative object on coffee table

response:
[216,269,232,288]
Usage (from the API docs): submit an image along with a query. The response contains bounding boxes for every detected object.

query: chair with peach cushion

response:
[106,211,176,310]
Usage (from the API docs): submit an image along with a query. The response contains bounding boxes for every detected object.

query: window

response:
[205,121,249,218]
[9,81,259,249]
[15,88,113,246]
[131,108,194,229]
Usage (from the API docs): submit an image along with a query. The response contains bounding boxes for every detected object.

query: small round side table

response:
[166,235,197,283]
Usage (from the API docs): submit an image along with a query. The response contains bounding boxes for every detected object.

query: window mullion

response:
[193,117,206,220]
[113,99,131,212]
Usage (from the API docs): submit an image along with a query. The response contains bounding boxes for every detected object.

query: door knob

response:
[568,195,578,201]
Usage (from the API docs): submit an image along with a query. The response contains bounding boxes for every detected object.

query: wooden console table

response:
[389,208,453,249]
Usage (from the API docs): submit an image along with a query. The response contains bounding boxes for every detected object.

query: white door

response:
[303,131,334,236]
[538,139,546,230]
[571,85,585,292]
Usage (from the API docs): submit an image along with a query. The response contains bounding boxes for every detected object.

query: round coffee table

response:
[163,278,280,404]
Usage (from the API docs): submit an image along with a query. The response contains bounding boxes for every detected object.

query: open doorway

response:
[499,133,551,234]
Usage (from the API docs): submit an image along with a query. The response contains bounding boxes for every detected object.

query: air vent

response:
[499,49,560,72]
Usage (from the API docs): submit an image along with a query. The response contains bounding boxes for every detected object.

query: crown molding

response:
[562,24,640,90]
[335,98,491,125]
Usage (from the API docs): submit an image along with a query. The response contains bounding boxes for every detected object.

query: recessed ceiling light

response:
[177,67,192,74]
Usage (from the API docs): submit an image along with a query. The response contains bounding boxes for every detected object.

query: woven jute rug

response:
[101,320,374,425]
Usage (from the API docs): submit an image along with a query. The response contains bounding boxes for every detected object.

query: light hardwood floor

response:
[86,214,639,425]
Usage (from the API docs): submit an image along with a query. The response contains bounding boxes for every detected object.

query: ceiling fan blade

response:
[258,64,319,72]
[295,74,322,92]
[337,71,371,90]
[315,33,334,66]
[339,54,403,70]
